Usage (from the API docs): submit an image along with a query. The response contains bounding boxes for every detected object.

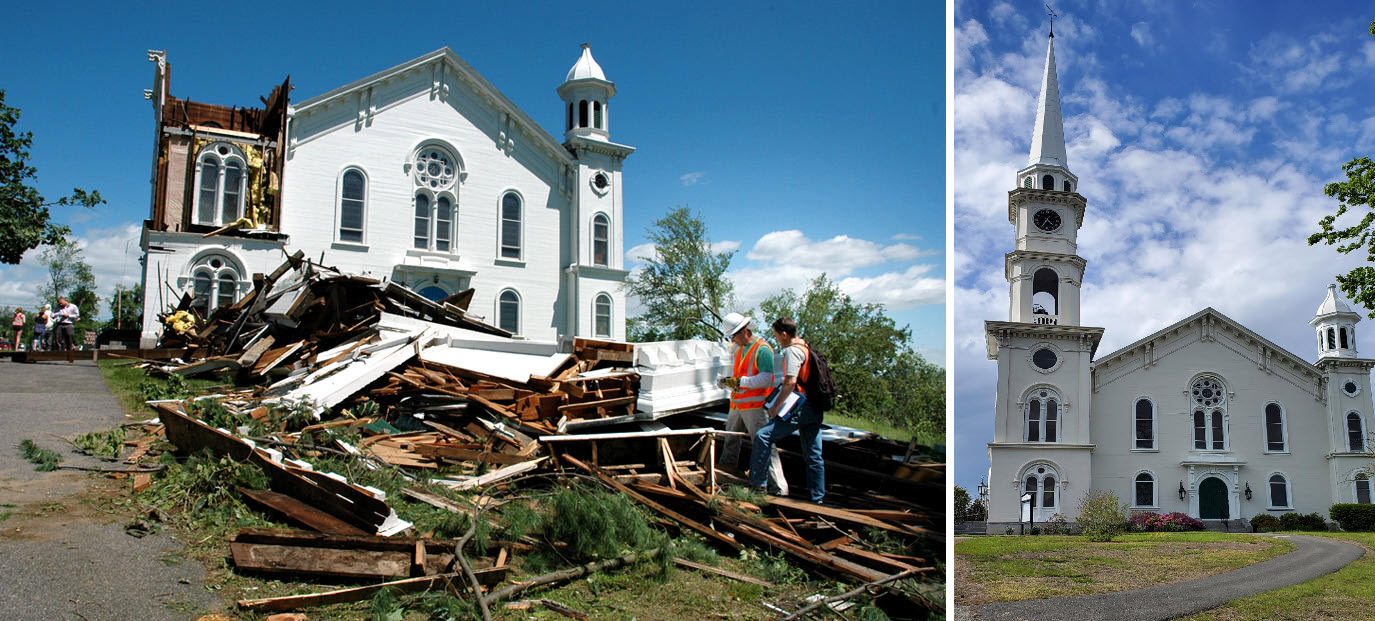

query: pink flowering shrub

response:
[1129,511,1204,532]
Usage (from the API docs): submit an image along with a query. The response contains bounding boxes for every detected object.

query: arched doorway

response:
[1199,477,1229,519]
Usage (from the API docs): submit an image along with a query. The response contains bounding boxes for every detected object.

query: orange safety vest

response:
[730,336,773,410]
[791,342,811,396]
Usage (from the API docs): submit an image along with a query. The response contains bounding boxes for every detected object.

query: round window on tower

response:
[1028,343,1063,373]
[1344,381,1361,397]
[589,172,611,196]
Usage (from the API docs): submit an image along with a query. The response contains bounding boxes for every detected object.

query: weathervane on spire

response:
[1046,4,1057,38]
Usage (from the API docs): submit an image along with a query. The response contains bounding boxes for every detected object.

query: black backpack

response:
[802,345,838,413]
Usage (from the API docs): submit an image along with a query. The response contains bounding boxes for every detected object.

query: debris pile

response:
[108,253,943,617]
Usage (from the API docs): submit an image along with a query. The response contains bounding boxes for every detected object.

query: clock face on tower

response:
[1033,209,1062,232]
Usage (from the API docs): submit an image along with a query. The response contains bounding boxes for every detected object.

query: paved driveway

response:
[960,534,1364,621]
[0,360,220,620]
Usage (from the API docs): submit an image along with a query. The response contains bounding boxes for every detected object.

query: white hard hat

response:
[721,312,751,337]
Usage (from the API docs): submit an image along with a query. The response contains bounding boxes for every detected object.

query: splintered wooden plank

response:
[239,488,369,535]
[237,568,509,612]
[446,457,547,491]
[411,444,536,465]
[231,541,414,579]
[557,395,636,413]
[764,496,935,539]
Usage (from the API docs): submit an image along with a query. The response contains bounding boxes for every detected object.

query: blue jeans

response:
[748,402,825,502]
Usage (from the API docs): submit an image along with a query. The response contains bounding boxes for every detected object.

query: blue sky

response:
[0,0,946,361]
[954,1,1375,494]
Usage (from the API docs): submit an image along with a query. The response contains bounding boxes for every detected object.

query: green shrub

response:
[1250,513,1282,532]
[1042,513,1069,535]
[1279,512,1327,531]
[1329,504,1375,531]
[1077,489,1129,542]
[73,427,126,458]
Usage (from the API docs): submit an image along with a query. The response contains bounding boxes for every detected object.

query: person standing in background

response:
[10,307,25,350]
[54,297,78,351]
[31,305,49,351]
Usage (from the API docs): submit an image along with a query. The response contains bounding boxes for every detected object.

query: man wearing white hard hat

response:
[715,312,789,496]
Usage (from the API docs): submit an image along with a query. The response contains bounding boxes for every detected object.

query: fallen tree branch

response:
[782,567,932,620]
[57,464,165,473]
[454,506,493,621]
[480,548,662,608]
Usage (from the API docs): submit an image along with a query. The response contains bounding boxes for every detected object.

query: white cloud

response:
[891,233,922,241]
[1130,22,1154,49]
[745,230,924,272]
[836,265,944,309]
[679,171,707,186]
[713,240,741,254]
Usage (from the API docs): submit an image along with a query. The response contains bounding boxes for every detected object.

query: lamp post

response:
[977,478,989,518]
[1020,492,1033,535]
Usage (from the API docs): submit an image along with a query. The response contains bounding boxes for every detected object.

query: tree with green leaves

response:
[0,90,105,264]
[758,274,944,438]
[108,284,143,330]
[1309,24,1375,315]
[37,238,98,331]
[625,206,736,341]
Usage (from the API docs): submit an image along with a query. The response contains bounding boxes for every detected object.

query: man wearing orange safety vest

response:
[749,316,825,503]
[715,312,789,496]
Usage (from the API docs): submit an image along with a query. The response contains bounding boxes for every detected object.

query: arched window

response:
[594,293,612,338]
[1341,327,1350,349]
[1356,474,1372,504]
[1134,398,1155,450]
[192,143,247,226]
[1134,472,1156,507]
[566,102,573,132]
[411,145,459,252]
[188,254,241,319]
[498,289,520,334]
[1023,176,1033,188]
[414,194,431,249]
[1063,180,1072,192]
[1191,376,1228,451]
[1025,387,1060,443]
[1264,403,1287,452]
[1268,473,1291,509]
[500,192,522,260]
[1329,328,1337,350]
[578,100,589,128]
[339,169,366,243]
[1022,464,1059,521]
[1031,267,1059,321]
[1042,174,1054,189]
[1348,412,1365,451]
[593,101,603,129]
[435,196,453,252]
[592,214,609,266]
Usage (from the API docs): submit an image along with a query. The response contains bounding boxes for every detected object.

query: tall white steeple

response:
[1016,33,1077,194]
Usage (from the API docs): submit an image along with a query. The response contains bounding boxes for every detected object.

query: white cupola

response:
[1311,284,1361,359]
[557,44,616,142]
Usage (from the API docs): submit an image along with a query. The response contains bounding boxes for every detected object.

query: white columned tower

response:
[984,31,1105,532]
[557,44,634,341]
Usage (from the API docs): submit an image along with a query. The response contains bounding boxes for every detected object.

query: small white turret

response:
[1311,284,1361,359]
[557,44,616,142]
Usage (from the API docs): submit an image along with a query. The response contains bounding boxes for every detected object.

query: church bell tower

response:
[983,31,1105,532]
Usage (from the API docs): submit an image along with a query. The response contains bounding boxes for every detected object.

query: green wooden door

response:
[1199,477,1229,519]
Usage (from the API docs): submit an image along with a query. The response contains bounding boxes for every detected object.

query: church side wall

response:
[282,71,572,341]
[1092,331,1333,519]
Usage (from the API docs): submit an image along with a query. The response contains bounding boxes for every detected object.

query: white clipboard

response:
[765,388,805,420]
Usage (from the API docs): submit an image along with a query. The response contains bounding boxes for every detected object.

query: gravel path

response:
[958,533,1364,621]
[0,360,219,620]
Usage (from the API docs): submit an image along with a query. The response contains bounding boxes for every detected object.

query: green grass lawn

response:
[96,359,224,418]
[955,532,1293,605]
[823,410,940,447]
[1180,532,1374,621]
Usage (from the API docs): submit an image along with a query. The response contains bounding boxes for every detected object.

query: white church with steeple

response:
[983,33,1375,532]
[140,45,631,346]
